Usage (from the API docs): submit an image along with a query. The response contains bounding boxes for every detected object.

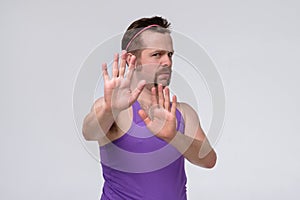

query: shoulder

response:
[177,102,200,126]
[177,102,200,122]
[177,102,205,140]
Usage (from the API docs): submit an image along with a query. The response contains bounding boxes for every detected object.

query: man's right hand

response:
[102,51,146,115]
[82,51,145,142]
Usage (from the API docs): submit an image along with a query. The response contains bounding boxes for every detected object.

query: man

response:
[82,16,217,200]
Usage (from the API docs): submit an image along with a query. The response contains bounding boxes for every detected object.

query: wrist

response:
[161,131,177,143]
[102,102,123,119]
[102,101,112,113]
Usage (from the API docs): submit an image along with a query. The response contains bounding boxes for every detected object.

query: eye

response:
[168,52,174,58]
[152,52,161,57]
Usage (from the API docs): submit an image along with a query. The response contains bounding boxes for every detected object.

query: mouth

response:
[154,69,172,84]
[158,72,170,78]
[157,69,171,76]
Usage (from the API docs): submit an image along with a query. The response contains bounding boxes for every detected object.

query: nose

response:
[161,54,172,67]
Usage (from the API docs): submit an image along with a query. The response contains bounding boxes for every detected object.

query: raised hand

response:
[138,84,177,142]
[102,51,146,114]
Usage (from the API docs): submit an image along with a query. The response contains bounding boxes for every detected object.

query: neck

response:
[130,77,155,108]
[138,88,153,106]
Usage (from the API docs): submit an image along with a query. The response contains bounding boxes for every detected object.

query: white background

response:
[1,0,300,199]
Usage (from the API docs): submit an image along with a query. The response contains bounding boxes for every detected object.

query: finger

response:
[158,84,164,107]
[151,87,158,106]
[112,53,119,78]
[129,80,146,104]
[126,55,136,81]
[171,95,177,115]
[102,63,110,81]
[164,87,170,111]
[119,50,127,77]
[138,109,152,126]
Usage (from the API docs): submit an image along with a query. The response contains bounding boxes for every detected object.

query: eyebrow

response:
[149,49,175,54]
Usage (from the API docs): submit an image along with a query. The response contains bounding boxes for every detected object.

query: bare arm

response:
[171,102,217,168]
[82,97,114,142]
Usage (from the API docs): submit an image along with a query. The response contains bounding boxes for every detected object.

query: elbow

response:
[82,124,92,141]
[205,156,217,169]
[197,150,217,169]
[82,129,92,141]
[82,119,106,141]
[82,118,97,141]
[82,123,102,141]
[204,152,217,169]
[82,115,90,141]
[82,127,103,141]
[81,117,90,141]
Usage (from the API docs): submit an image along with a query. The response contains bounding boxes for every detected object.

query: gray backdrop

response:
[1,0,299,199]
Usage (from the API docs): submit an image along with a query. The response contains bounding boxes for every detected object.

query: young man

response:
[82,16,217,200]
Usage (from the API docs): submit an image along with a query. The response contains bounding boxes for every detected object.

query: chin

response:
[155,80,170,87]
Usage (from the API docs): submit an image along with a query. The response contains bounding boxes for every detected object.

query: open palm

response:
[102,52,146,114]
[138,85,177,142]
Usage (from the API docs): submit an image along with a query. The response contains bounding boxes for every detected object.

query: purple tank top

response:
[100,101,187,200]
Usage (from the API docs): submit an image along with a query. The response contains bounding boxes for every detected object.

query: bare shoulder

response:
[177,102,200,123]
[177,102,205,140]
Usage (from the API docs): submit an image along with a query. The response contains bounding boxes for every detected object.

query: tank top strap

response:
[174,103,185,134]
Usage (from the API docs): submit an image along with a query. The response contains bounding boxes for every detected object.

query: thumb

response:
[129,80,146,104]
[138,109,151,126]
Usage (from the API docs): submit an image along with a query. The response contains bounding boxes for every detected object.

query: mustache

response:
[156,68,172,74]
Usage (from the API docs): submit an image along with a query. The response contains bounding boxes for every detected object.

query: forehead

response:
[139,31,173,51]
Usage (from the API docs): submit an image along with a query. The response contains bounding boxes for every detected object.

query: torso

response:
[99,100,187,200]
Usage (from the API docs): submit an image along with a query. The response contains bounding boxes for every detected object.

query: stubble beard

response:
[135,61,172,90]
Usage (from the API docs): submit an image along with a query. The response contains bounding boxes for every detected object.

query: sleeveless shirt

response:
[99,101,187,200]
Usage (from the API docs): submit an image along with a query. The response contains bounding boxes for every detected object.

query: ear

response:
[126,53,133,66]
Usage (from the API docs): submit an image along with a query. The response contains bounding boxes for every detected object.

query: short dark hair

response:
[121,16,171,53]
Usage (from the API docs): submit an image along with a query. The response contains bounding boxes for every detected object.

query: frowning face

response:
[134,31,174,87]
